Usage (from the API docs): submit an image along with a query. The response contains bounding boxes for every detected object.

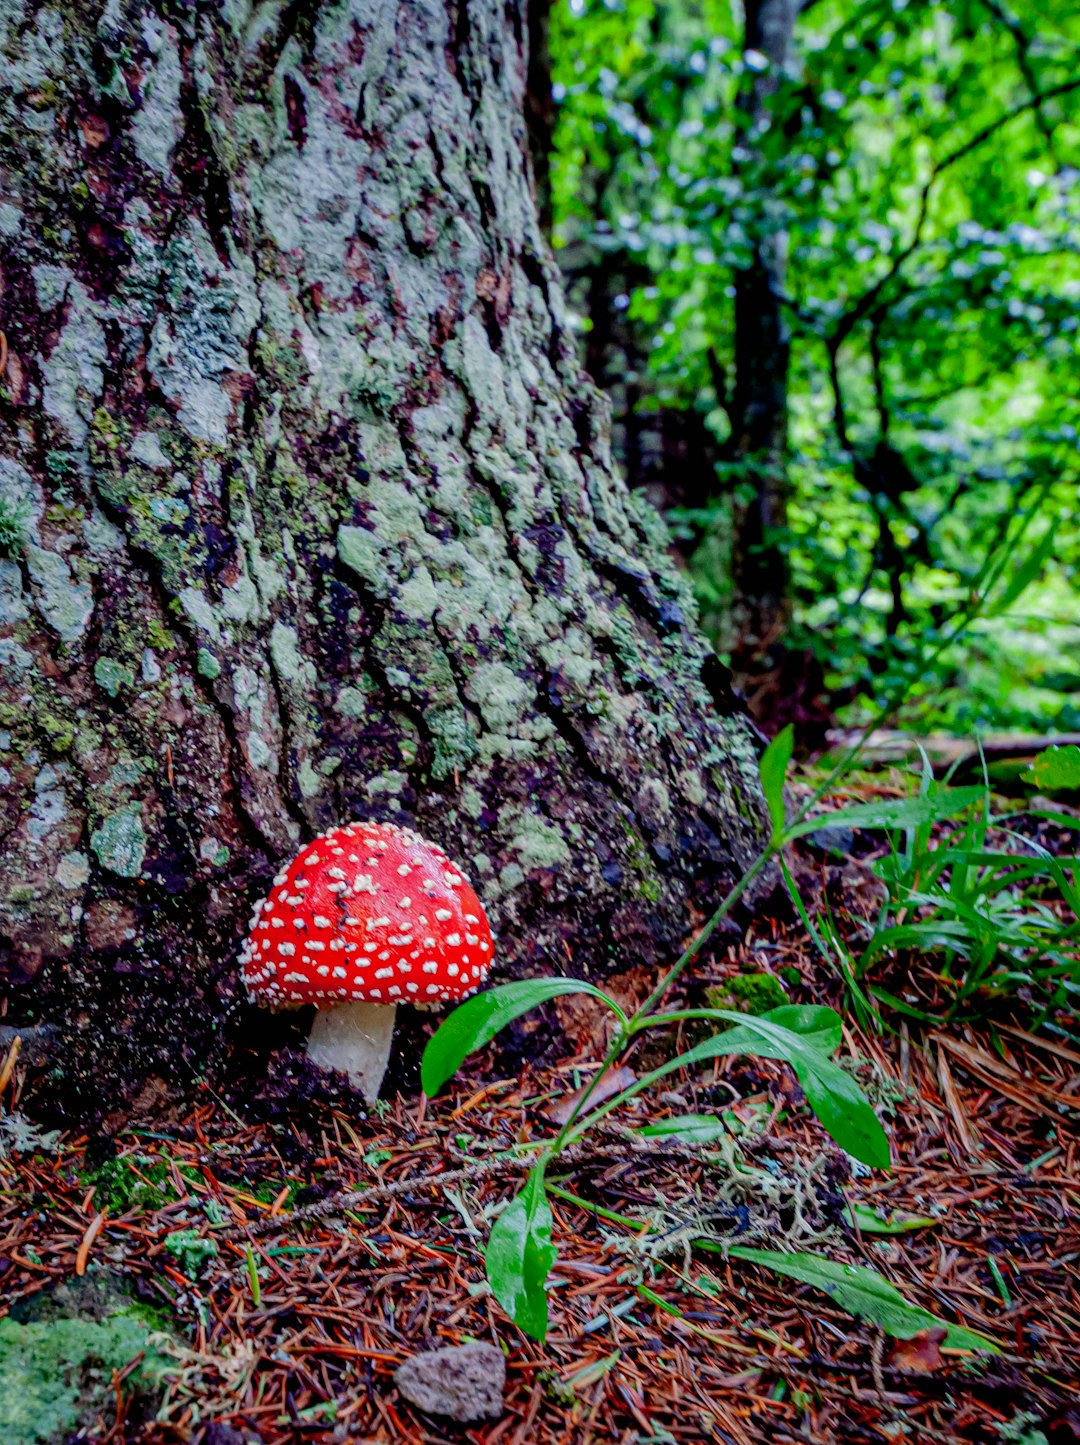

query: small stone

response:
[394,1341,505,1424]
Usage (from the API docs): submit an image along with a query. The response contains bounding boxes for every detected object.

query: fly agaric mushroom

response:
[239,821,493,1100]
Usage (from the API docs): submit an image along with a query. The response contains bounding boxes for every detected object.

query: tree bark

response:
[726,0,796,657]
[0,0,769,1120]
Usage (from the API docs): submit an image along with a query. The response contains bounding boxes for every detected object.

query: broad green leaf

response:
[679,1012,890,1169]
[729,1246,997,1351]
[743,1003,843,1055]
[1025,745,1080,793]
[759,724,794,840]
[846,1203,938,1235]
[787,786,986,841]
[485,1166,556,1341]
[421,979,627,1097]
[636,1114,729,1143]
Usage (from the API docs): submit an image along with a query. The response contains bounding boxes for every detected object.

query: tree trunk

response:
[0,0,769,1121]
[524,0,554,238]
[727,0,796,657]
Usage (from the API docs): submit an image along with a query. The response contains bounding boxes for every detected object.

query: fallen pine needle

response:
[75,1211,107,1276]
[0,1034,21,1095]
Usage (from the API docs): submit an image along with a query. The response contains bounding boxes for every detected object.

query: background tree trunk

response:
[0,0,768,1120]
[725,0,796,657]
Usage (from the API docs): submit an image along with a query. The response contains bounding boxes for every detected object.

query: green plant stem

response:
[560,1051,715,1148]
[546,1034,626,1158]
[636,848,778,1017]
[244,1243,261,1306]
[547,1183,643,1230]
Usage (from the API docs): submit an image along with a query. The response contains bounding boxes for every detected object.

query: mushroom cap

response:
[240,821,494,1007]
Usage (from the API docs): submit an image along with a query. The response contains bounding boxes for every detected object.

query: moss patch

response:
[705,973,790,1016]
[0,1275,174,1445]
[81,1154,172,1214]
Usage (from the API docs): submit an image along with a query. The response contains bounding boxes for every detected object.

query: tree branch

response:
[976,0,1061,160]
[830,75,1080,348]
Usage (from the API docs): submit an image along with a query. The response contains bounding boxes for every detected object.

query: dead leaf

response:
[889,1328,947,1373]
[546,1066,637,1126]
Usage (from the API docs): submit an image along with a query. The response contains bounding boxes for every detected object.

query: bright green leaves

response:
[485,1167,557,1342]
[787,786,987,841]
[421,980,627,1098]
[425,979,893,1337]
[728,1247,997,1351]
[758,719,986,849]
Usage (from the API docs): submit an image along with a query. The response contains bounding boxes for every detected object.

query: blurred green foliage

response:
[549,0,1080,732]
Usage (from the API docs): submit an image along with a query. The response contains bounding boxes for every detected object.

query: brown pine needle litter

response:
[1,831,1078,1442]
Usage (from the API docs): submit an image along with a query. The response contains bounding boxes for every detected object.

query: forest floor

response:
[1,788,1078,1445]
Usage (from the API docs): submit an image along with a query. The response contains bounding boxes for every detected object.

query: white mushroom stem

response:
[305,1001,397,1101]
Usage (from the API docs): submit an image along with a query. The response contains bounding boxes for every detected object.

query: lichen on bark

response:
[0,0,770,1119]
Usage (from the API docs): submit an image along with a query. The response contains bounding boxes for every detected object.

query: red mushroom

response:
[239,821,493,1100]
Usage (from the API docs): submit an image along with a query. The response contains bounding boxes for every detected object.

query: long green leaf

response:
[636,1114,730,1143]
[485,1166,557,1342]
[759,724,794,840]
[678,1012,890,1168]
[787,786,986,841]
[717,1003,844,1056]
[728,1246,997,1351]
[846,1203,938,1235]
[421,979,627,1097]
[641,1004,844,1055]
[616,1006,888,1168]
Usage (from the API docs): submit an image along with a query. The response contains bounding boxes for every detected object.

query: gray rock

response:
[394,1341,506,1424]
